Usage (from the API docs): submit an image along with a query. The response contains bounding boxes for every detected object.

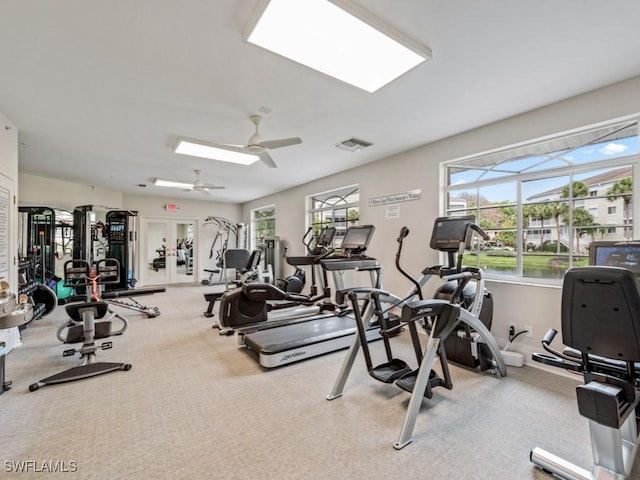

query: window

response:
[251,205,276,249]
[307,185,359,247]
[445,119,639,282]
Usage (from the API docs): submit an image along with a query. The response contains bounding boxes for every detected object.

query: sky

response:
[449,135,639,204]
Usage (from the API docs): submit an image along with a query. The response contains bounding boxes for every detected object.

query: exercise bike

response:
[29,258,131,391]
[531,264,640,479]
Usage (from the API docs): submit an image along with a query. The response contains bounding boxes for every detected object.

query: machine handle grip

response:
[441,271,472,282]
[397,226,410,243]
[542,328,557,346]
[469,223,490,241]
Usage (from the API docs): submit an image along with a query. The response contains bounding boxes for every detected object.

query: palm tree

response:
[546,202,568,253]
[570,208,595,254]
[523,203,552,250]
[607,177,632,239]
[561,181,589,199]
[559,180,590,254]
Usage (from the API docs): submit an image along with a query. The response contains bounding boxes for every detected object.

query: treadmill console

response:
[589,240,640,275]
[339,225,375,255]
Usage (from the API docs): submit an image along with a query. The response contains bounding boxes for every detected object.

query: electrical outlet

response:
[524,325,533,337]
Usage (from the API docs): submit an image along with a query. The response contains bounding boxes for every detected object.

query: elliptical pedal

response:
[369,358,412,383]
[395,369,441,398]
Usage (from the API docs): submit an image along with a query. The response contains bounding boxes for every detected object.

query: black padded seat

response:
[562,266,640,363]
[65,301,109,322]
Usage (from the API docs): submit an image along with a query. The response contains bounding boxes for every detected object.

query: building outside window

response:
[251,205,275,250]
[307,185,359,248]
[443,119,639,283]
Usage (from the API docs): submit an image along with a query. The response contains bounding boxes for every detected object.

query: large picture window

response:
[444,119,639,282]
[251,205,275,250]
[307,185,359,248]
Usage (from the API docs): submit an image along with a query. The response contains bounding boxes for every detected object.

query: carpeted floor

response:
[2,284,637,479]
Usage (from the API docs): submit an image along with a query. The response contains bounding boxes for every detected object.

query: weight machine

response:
[201,216,246,285]
[66,206,163,317]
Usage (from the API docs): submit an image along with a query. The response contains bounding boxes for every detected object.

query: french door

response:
[142,217,197,285]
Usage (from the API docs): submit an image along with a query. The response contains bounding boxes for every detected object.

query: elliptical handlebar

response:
[468,223,490,241]
[395,227,424,301]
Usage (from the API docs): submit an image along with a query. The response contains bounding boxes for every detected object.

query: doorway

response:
[143,218,197,285]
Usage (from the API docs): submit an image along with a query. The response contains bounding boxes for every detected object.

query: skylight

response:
[243,0,431,93]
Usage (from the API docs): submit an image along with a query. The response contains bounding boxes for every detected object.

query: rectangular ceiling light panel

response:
[174,137,260,165]
[243,0,431,93]
[154,178,194,189]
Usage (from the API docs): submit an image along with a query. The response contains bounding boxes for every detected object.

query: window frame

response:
[251,204,276,250]
[441,117,640,285]
[307,184,359,249]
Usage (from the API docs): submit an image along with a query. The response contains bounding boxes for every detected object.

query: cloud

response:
[600,143,628,155]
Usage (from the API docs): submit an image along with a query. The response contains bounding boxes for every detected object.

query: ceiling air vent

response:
[333,137,373,152]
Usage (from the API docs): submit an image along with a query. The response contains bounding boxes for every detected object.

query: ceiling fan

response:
[153,169,225,195]
[174,115,302,168]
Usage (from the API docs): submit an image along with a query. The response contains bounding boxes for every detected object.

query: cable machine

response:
[68,206,163,317]
[105,210,138,290]
[201,216,246,285]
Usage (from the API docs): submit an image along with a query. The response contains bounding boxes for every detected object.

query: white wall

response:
[1,111,20,350]
[242,75,640,365]
[19,172,124,211]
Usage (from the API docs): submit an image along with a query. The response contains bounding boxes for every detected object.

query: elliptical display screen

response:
[430,215,475,251]
[589,240,640,275]
[340,225,375,253]
[317,227,337,246]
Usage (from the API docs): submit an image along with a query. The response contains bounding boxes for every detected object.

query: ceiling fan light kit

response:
[154,170,225,195]
[173,115,301,169]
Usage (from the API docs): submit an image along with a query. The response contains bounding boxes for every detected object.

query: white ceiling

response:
[2,0,640,204]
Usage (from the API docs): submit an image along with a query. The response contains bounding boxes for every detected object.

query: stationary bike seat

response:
[65,301,109,322]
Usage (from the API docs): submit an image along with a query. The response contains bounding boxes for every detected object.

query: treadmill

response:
[239,225,382,368]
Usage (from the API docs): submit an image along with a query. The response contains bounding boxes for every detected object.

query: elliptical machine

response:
[326,216,507,449]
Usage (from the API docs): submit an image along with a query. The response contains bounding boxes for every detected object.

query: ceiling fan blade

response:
[259,151,278,168]
[260,137,302,150]
[197,188,212,196]
[217,143,250,154]
[199,185,226,190]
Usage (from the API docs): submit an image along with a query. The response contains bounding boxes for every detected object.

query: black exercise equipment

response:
[326,217,507,449]
[531,241,640,479]
[231,225,383,368]
[18,206,56,287]
[105,210,138,290]
[279,226,336,293]
[17,206,59,324]
[216,225,372,335]
[64,206,164,317]
[29,259,131,392]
